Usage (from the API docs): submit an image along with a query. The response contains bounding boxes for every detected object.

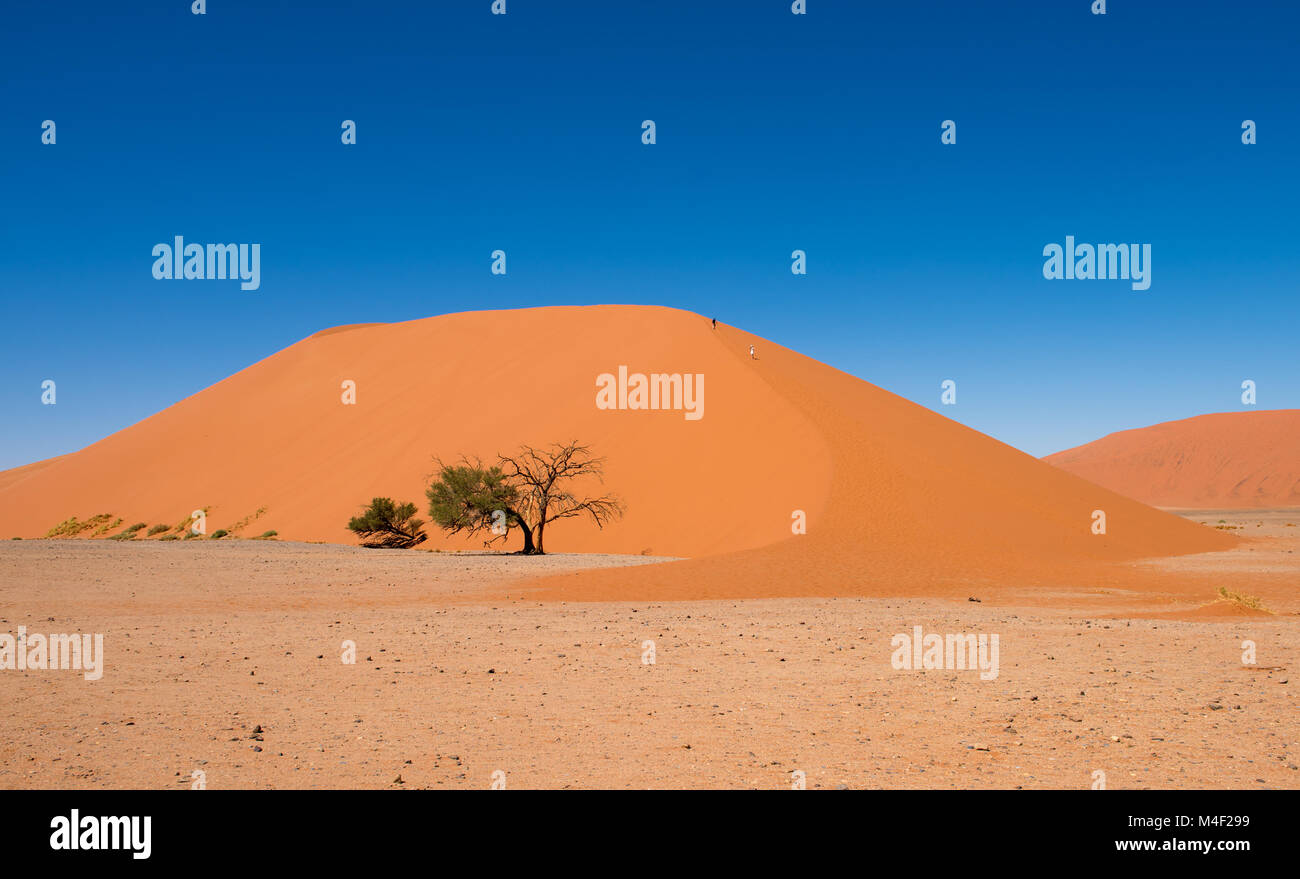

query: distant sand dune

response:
[1045,410,1300,510]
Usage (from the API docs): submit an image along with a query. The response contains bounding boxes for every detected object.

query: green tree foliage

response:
[427,460,533,553]
[347,497,428,549]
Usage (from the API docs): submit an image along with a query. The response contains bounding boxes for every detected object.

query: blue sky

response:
[2,0,1297,469]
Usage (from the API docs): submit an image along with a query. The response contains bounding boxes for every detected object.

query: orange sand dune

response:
[1044,410,1300,510]
[0,306,827,557]
[0,305,1234,600]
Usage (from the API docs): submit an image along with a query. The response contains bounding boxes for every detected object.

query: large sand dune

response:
[1045,410,1300,510]
[0,305,1234,597]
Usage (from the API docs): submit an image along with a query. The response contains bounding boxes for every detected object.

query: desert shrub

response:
[45,517,85,538]
[93,517,123,537]
[1217,586,1270,612]
[227,506,268,535]
[159,533,180,541]
[45,513,116,538]
[347,498,427,549]
[147,524,169,536]
[254,530,278,539]
[210,529,229,539]
[107,522,147,541]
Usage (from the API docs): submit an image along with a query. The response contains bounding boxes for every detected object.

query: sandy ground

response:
[1,523,1295,790]
[1173,507,1300,538]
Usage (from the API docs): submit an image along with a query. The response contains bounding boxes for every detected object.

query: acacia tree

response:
[426,441,624,555]
[498,442,623,554]
[425,460,535,553]
[347,497,427,548]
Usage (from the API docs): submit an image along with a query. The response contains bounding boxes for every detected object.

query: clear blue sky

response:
[3,0,1297,469]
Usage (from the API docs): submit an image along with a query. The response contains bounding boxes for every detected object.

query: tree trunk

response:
[506,508,536,554]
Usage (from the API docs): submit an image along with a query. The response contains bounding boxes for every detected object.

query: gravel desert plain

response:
[1,307,1296,789]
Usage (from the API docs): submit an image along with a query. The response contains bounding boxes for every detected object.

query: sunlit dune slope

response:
[0,306,828,557]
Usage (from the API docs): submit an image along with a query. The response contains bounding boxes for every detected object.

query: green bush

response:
[147,524,169,536]
[210,529,229,539]
[347,498,427,548]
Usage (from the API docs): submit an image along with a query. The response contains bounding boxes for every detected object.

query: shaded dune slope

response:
[523,316,1237,601]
